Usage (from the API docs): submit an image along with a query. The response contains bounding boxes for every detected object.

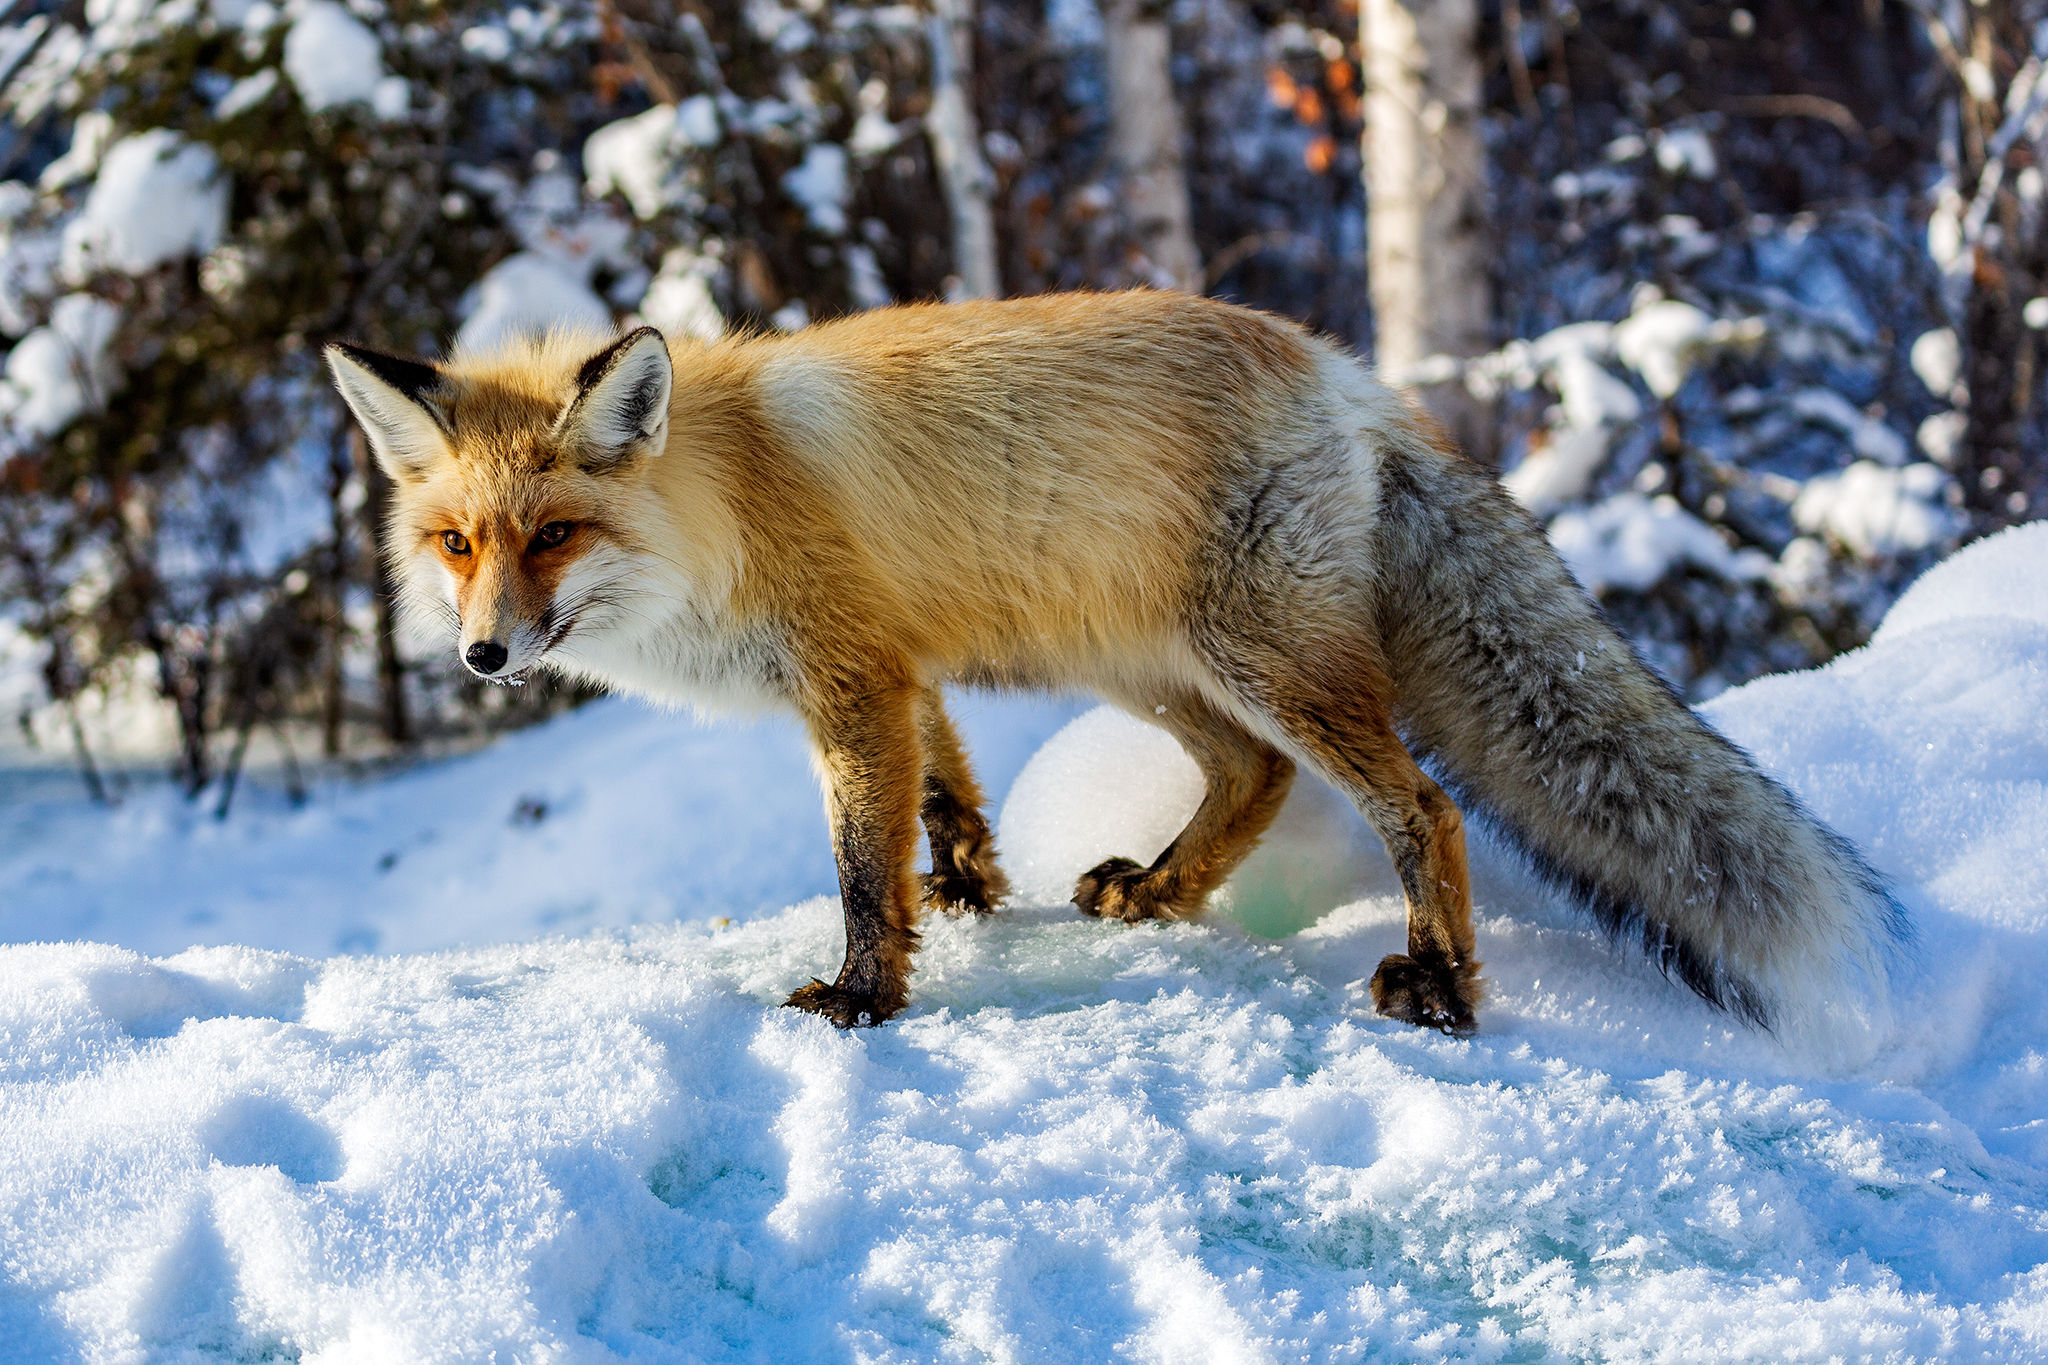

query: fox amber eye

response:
[441,530,470,555]
[533,521,573,550]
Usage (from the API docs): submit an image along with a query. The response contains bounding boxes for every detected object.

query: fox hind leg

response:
[1208,636,1482,1035]
[1074,692,1295,923]
[916,687,1009,915]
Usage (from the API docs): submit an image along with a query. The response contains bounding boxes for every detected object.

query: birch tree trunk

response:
[926,0,1001,299]
[1361,0,1492,457]
[1102,0,1201,292]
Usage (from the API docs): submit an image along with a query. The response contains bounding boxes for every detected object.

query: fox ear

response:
[556,327,672,472]
[326,343,452,483]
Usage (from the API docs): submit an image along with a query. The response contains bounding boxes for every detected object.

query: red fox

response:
[327,290,1905,1033]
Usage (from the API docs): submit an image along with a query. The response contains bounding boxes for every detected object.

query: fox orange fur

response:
[327,291,1904,1033]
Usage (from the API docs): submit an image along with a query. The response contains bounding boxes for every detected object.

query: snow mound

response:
[3,533,2048,1359]
[1872,519,2048,643]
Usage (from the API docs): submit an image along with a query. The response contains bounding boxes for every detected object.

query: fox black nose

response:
[465,641,509,675]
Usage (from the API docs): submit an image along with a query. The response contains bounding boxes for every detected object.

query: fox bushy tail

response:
[1371,443,1908,1025]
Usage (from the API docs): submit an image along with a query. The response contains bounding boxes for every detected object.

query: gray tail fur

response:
[1371,441,1909,1026]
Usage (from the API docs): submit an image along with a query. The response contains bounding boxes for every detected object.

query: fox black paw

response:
[1369,953,1480,1037]
[783,979,903,1028]
[921,869,1000,916]
[1073,857,1195,922]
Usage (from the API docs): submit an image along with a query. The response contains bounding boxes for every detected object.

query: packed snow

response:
[2,526,2047,1361]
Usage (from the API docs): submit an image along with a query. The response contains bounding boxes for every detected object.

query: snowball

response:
[454,252,610,353]
[782,143,849,236]
[996,706,1385,937]
[1910,328,1962,398]
[1549,490,1770,593]
[59,131,228,280]
[284,1,387,113]
[1791,460,1960,559]
[1,291,122,439]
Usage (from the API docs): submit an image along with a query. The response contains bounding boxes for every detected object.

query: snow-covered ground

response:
[2,526,2046,1362]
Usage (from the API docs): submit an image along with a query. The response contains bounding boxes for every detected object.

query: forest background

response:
[0,0,2039,799]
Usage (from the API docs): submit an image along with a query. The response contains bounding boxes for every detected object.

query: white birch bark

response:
[1362,0,1492,453]
[926,0,1001,299]
[1102,0,1201,292]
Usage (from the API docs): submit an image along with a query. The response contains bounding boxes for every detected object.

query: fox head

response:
[326,328,674,684]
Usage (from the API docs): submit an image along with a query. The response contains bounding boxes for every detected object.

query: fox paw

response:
[921,868,1004,917]
[783,978,904,1029]
[1369,953,1480,1037]
[1074,858,1195,922]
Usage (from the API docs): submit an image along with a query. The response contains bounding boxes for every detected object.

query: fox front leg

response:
[786,676,924,1027]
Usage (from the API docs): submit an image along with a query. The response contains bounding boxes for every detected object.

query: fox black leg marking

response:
[915,688,1009,915]
[786,677,922,1027]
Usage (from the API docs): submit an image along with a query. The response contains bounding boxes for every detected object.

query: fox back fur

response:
[327,290,1906,1033]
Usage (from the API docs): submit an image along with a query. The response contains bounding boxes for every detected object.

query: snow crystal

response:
[58,130,227,280]
[454,252,610,353]
[0,291,121,439]
[1549,490,1772,592]
[1791,460,1960,559]
[284,1,388,113]
[782,143,849,236]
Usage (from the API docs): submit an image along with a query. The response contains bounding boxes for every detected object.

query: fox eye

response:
[441,530,470,555]
[532,521,574,551]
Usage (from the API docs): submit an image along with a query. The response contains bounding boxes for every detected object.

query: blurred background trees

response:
[0,0,2039,800]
